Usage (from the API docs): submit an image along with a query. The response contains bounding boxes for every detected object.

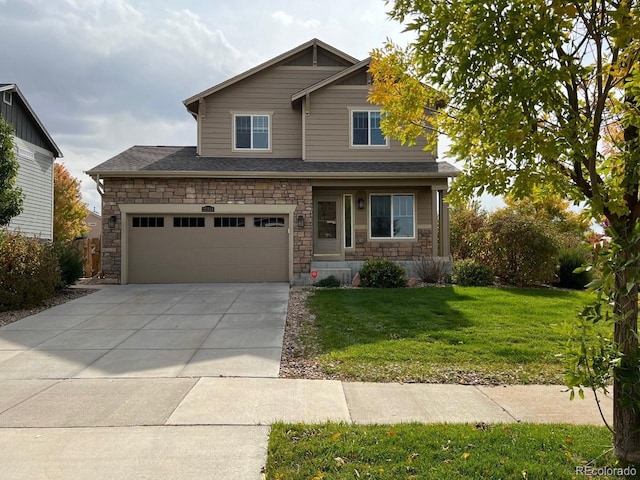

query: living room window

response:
[234,114,270,150]
[351,110,387,146]
[370,194,415,239]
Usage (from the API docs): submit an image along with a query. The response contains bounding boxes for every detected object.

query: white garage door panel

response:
[128,215,288,283]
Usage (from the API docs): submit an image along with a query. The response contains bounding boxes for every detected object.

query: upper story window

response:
[351,110,387,147]
[234,114,270,151]
[3,91,12,106]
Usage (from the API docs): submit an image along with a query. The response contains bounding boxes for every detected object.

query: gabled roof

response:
[291,57,371,102]
[86,146,459,179]
[0,84,63,158]
[183,38,359,113]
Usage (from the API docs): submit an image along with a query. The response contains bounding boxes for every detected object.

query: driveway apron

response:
[0,283,289,480]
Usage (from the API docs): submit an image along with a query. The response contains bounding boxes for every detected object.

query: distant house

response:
[0,84,62,240]
[84,211,102,239]
[88,39,457,284]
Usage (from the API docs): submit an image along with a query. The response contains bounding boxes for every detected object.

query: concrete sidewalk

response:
[0,377,612,479]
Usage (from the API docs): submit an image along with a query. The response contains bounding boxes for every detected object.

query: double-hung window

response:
[234,114,270,150]
[370,194,415,239]
[351,110,387,146]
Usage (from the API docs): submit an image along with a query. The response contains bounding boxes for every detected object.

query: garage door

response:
[127,214,288,283]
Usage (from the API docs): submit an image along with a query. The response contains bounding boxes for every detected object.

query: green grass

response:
[305,286,601,384]
[266,422,628,479]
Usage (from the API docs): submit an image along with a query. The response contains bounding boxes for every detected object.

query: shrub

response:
[555,247,593,290]
[359,258,408,288]
[450,202,487,261]
[54,242,84,288]
[451,259,493,286]
[314,275,341,288]
[482,210,560,286]
[0,231,61,311]
[413,256,448,284]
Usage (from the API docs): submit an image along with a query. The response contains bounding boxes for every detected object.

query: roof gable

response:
[183,39,359,114]
[291,58,371,102]
[0,84,62,157]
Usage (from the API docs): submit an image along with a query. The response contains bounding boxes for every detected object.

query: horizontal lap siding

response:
[305,86,436,162]
[7,139,54,239]
[200,66,344,157]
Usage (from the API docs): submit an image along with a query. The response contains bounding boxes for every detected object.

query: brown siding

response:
[199,66,344,157]
[305,86,436,162]
[101,177,313,283]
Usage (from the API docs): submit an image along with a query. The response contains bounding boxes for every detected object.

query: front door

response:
[314,196,342,259]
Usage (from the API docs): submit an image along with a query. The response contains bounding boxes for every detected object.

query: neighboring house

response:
[87,39,458,285]
[1,84,62,240]
[84,210,102,239]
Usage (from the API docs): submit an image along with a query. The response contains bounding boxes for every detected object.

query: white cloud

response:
[272,11,293,26]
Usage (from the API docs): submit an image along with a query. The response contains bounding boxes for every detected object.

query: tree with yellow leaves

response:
[53,163,88,242]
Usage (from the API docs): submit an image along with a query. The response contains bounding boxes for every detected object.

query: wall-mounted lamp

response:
[358,198,365,210]
[108,215,117,228]
[297,215,305,228]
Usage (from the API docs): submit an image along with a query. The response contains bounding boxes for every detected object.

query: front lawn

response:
[266,422,625,479]
[305,286,599,384]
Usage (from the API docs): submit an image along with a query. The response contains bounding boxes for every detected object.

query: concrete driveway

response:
[0,283,289,479]
[0,282,289,380]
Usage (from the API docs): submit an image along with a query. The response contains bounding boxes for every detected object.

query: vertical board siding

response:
[305,86,436,162]
[1,95,52,152]
[7,141,54,239]
[199,66,344,157]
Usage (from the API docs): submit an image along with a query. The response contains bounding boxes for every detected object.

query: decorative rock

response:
[351,272,361,287]
[407,277,418,287]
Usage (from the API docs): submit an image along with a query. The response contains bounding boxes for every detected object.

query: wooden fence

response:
[72,238,101,278]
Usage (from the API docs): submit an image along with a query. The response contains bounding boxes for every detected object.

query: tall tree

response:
[0,118,23,226]
[53,163,88,242]
[370,0,640,463]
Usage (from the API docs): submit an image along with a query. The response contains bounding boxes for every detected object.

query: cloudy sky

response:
[1,0,419,213]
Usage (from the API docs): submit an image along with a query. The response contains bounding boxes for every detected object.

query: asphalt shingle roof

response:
[87,146,459,178]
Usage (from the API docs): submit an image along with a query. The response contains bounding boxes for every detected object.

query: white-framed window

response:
[233,114,270,150]
[344,194,354,248]
[351,110,387,146]
[369,194,415,239]
[3,91,12,106]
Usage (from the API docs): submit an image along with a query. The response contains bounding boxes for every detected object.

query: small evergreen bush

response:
[555,247,593,290]
[451,259,493,286]
[314,275,341,288]
[359,258,408,288]
[0,231,61,311]
[54,242,84,288]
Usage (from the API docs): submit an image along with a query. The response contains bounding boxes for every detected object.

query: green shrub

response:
[314,275,341,288]
[450,202,487,261]
[359,258,408,288]
[451,259,493,286]
[555,247,593,290]
[54,242,84,288]
[482,210,560,286]
[0,231,61,311]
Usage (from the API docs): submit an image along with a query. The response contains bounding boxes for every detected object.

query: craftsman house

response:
[1,84,62,240]
[87,39,457,284]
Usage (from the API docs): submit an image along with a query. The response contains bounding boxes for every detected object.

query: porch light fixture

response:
[358,198,365,210]
[297,215,305,228]
[108,215,117,228]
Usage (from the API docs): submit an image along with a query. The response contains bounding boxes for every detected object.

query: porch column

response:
[438,191,451,258]
[431,188,439,257]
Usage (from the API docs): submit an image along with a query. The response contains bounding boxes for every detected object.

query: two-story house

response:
[1,84,62,240]
[87,39,458,284]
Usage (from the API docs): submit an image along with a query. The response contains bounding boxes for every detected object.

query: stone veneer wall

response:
[101,177,313,283]
[345,228,433,261]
